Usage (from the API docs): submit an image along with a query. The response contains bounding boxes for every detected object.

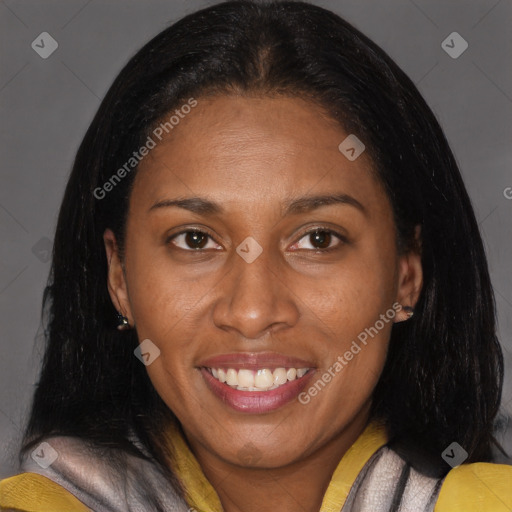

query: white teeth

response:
[208,367,310,391]
[238,369,255,388]
[254,369,274,389]
[273,368,288,385]
[286,368,297,381]
[226,368,238,386]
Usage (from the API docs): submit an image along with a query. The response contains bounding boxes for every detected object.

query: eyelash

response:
[291,226,347,253]
[167,226,347,253]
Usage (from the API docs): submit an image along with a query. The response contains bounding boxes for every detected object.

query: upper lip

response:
[198,352,316,370]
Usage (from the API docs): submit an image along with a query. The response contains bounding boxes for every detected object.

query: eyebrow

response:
[282,193,366,216]
[148,193,366,216]
[149,197,222,215]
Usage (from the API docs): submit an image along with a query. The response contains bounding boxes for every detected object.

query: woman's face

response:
[105,95,422,468]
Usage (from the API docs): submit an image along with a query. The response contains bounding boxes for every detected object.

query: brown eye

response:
[185,231,208,249]
[309,230,332,249]
[169,230,221,251]
[290,228,345,252]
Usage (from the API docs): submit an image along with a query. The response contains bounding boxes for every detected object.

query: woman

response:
[1,1,510,511]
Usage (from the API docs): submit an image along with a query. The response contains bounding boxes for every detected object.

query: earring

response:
[403,306,414,319]
[116,312,130,331]
[394,305,415,323]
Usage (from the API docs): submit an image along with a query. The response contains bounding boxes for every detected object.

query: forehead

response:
[131,95,386,216]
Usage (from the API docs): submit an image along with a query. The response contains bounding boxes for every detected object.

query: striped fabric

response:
[17,434,446,511]
[341,446,445,511]
[19,435,190,512]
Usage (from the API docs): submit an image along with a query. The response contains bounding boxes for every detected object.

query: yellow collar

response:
[165,421,388,512]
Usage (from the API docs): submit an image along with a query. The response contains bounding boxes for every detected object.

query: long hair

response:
[22,0,504,490]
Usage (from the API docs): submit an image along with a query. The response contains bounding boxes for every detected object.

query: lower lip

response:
[200,368,314,414]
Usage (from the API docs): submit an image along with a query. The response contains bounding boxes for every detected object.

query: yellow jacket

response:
[1,421,511,511]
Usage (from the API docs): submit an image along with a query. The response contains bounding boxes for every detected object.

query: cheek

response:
[124,255,206,410]
[299,243,397,397]
[125,243,216,331]
[300,249,397,335]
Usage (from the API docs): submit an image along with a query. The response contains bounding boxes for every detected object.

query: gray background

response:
[1,0,511,478]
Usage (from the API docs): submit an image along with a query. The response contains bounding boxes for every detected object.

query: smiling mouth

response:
[204,367,311,391]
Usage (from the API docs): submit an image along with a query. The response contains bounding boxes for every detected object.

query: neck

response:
[186,407,371,512]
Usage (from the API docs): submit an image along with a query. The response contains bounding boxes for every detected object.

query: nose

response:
[212,245,300,340]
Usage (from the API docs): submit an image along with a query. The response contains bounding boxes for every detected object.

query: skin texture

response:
[104,95,422,512]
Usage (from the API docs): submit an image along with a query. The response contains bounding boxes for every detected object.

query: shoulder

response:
[435,462,512,511]
[0,472,90,511]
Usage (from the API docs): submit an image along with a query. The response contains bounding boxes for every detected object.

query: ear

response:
[103,229,134,327]
[394,225,423,323]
